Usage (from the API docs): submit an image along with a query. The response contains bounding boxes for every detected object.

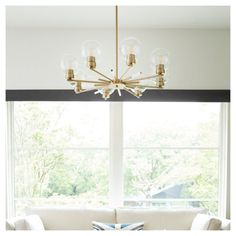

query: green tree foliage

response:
[15,103,108,200]
[14,102,219,215]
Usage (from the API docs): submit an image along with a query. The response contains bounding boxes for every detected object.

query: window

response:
[7,102,227,217]
[123,103,220,215]
[13,102,109,216]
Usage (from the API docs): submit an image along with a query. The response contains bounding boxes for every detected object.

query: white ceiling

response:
[6,6,230,29]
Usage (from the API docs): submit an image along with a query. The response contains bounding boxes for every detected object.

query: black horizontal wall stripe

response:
[6,89,230,102]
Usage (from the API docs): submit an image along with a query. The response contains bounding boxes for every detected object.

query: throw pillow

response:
[92,221,144,230]
[207,218,222,230]
[24,215,45,230]
[191,214,221,230]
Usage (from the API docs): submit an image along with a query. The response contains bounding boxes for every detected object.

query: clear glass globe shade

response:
[75,69,86,79]
[151,48,169,67]
[61,55,79,71]
[164,76,169,84]
[131,72,142,79]
[108,89,115,96]
[121,37,141,57]
[150,64,156,74]
[81,40,102,58]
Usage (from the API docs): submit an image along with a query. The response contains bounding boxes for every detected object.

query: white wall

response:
[6,28,230,89]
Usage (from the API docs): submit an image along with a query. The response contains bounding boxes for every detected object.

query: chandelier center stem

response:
[115,5,119,82]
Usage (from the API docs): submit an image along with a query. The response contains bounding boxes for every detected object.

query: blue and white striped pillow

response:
[92,221,144,230]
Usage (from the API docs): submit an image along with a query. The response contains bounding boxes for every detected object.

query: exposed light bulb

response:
[110,69,115,78]
[61,55,79,72]
[75,69,86,79]
[101,88,115,100]
[81,40,102,58]
[132,87,143,97]
[121,37,141,57]
[151,48,169,68]
[131,72,142,79]
[95,88,112,94]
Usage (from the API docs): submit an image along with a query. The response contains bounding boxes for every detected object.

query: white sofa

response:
[6,207,231,230]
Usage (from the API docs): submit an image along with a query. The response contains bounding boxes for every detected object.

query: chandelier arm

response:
[126,74,158,83]
[67,80,79,85]
[94,84,110,87]
[94,83,110,87]
[125,84,139,89]
[119,66,132,80]
[122,76,132,81]
[98,78,112,83]
[132,85,161,89]
[62,6,169,100]
[124,84,140,89]
[70,79,105,84]
[124,80,140,84]
[93,84,110,88]
[90,68,114,82]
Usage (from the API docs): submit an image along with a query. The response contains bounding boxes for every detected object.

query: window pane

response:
[15,149,109,216]
[124,103,220,147]
[124,149,219,214]
[14,102,109,149]
[123,102,220,215]
[14,102,109,216]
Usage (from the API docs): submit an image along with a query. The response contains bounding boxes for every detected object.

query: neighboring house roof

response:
[152,184,184,199]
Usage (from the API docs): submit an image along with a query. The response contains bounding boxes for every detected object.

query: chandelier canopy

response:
[61,6,169,100]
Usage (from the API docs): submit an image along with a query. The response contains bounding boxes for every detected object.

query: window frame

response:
[6,102,230,218]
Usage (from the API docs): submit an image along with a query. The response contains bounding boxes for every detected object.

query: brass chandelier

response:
[61,6,169,100]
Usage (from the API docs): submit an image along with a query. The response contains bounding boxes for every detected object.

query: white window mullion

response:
[109,102,123,207]
[6,102,15,218]
[218,103,230,218]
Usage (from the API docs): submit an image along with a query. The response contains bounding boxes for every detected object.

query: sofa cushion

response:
[116,208,207,230]
[26,207,116,230]
[191,213,221,230]
[25,215,45,230]
[7,207,230,231]
[92,221,144,230]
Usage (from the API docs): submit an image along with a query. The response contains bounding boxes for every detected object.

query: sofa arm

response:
[6,215,45,230]
[191,213,231,230]
[220,218,231,230]
[6,221,15,230]
[6,216,26,230]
